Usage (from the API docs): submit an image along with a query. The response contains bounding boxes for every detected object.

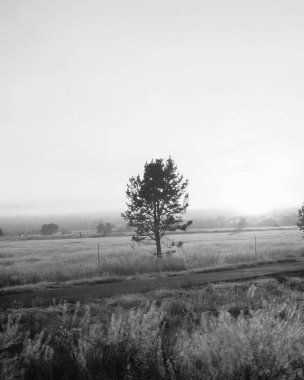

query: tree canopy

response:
[122,157,191,256]
[297,203,304,238]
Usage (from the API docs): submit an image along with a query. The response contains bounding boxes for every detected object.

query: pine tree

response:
[122,157,191,257]
[297,203,304,238]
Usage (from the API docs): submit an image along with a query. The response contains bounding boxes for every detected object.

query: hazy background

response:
[1,0,304,216]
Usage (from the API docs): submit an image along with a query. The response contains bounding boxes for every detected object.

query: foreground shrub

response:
[0,315,54,380]
[72,301,167,379]
[176,300,304,379]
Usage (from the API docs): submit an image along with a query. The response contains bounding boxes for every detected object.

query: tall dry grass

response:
[2,277,304,379]
[0,229,303,289]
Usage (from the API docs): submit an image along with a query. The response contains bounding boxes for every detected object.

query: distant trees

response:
[279,213,297,226]
[40,223,59,235]
[0,228,3,237]
[237,217,247,230]
[97,223,103,235]
[97,222,112,236]
[122,157,192,257]
[256,217,276,227]
[297,204,304,237]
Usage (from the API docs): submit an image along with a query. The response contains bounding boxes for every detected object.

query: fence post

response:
[255,235,257,256]
[98,242,100,265]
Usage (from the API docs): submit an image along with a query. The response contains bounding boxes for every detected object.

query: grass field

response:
[0,228,303,290]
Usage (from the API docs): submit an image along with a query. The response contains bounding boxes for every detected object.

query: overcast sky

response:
[1,0,303,216]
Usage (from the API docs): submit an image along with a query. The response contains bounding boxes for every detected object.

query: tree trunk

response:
[155,233,162,258]
[154,201,162,257]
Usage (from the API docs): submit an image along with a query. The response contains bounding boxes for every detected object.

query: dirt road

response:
[1,260,304,308]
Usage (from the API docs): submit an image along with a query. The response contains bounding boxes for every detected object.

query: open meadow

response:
[0,228,303,291]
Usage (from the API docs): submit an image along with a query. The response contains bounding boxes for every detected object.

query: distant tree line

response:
[190,213,298,230]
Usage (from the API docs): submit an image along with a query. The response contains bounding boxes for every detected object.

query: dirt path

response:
[1,260,304,308]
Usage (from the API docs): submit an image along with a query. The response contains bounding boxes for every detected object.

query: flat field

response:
[0,228,303,290]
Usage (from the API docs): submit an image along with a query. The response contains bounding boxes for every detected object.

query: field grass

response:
[2,274,304,379]
[0,228,303,290]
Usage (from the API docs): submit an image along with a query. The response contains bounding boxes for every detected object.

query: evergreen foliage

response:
[122,157,191,256]
[297,203,304,237]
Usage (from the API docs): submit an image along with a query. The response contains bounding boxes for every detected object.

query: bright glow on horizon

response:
[1,1,304,216]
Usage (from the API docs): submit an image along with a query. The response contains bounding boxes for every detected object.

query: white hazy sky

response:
[1,0,304,215]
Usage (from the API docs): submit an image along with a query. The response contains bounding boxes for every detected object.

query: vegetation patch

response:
[0,229,303,292]
[2,276,304,379]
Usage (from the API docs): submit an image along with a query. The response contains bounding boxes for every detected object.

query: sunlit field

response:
[0,228,303,291]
